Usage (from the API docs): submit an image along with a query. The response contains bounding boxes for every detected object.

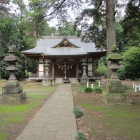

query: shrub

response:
[120,47,140,79]
[117,69,126,80]
[84,87,93,93]
[93,87,103,94]
[95,61,107,77]
[77,131,86,140]
[73,107,84,118]
[79,86,86,92]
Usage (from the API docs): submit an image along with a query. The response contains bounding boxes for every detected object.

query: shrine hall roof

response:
[22,36,106,56]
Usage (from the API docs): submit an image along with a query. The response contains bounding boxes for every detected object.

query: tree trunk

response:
[106,0,116,78]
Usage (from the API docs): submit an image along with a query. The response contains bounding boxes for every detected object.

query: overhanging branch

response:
[46,0,67,17]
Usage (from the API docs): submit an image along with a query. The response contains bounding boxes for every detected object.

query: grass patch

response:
[0,81,56,140]
[0,133,8,140]
[81,102,140,140]
[9,116,25,123]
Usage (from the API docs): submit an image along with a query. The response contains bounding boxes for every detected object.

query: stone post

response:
[42,59,51,86]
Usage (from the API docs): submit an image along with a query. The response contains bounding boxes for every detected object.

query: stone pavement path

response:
[16,84,77,140]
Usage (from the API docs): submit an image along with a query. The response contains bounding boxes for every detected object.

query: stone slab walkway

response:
[16,84,77,140]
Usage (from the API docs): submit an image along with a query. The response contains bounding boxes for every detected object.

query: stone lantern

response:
[80,59,89,85]
[103,48,129,105]
[42,59,51,86]
[2,45,26,104]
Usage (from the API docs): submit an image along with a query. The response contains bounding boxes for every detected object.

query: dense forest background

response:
[0,0,140,80]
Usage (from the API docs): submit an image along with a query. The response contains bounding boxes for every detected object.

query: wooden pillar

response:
[92,58,93,77]
[43,57,45,77]
[76,62,79,79]
[52,61,55,81]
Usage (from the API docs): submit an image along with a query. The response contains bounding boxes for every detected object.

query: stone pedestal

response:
[3,80,22,94]
[106,79,125,93]
[102,92,130,105]
[42,78,51,86]
[103,79,130,105]
[1,93,26,105]
[80,77,89,85]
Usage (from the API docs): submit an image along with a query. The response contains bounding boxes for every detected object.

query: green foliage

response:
[58,22,77,36]
[79,86,86,92]
[116,1,140,52]
[118,47,140,79]
[84,87,93,93]
[95,60,107,77]
[9,116,25,123]
[77,131,86,140]
[73,107,84,118]
[26,58,38,73]
[0,133,8,140]
[93,87,103,94]
[117,69,126,80]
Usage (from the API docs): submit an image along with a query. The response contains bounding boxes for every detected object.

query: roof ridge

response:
[42,36,80,39]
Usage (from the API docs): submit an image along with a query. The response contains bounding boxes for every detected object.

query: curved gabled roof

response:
[22,36,106,56]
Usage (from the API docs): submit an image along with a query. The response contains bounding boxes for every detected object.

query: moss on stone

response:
[107,53,122,60]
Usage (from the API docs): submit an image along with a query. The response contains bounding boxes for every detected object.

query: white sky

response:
[9,0,127,27]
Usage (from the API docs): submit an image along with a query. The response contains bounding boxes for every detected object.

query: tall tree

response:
[120,0,140,51]
[106,0,116,55]
[106,0,116,78]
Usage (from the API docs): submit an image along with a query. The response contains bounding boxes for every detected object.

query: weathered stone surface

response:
[16,84,77,140]
[103,48,129,105]
[42,78,51,86]
[106,86,125,93]
[103,79,129,105]
[80,77,89,85]
[42,59,51,86]
[1,92,26,105]
[106,79,125,93]
[107,53,122,60]
[2,45,26,104]
[102,92,130,105]
[3,80,22,94]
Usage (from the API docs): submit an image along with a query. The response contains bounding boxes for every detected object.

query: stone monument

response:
[80,59,89,85]
[103,47,129,105]
[2,45,26,104]
[42,59,51,86]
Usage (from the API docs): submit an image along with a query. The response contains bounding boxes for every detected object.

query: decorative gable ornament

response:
[53,38,80,48]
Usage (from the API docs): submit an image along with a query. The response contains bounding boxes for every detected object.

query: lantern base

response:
[102,79,130,105]
[1,92,26,105]
[102,92,130,105]
[80,77,89,85]
[42,78,51,86]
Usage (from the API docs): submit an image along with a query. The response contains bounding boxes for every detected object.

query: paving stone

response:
[40,131,56,140]
[16,84,77,140]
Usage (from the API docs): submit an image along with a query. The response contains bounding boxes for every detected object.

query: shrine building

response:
[22,36,106,83]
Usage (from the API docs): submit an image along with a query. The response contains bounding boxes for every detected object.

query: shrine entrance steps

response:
[16,84,77,140]
[55,78,79,84]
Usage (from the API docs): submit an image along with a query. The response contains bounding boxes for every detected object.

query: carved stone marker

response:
[103,48,129,105]
[1,45,26,104]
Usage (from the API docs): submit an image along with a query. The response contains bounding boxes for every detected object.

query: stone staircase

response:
[55,78,79,84]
